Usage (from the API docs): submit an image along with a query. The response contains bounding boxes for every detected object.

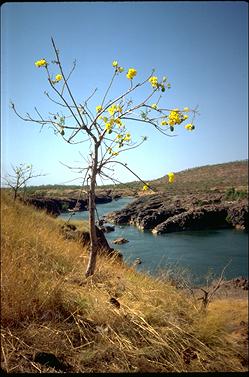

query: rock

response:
[24,194,113,216]
[24,197,62,216]
[134,257,142,265]
[112,237,129,245]
[107,193,248,234]
[101,225,115,233]
[105,194,173,225]
[152,205,231,234]
[226,202,248,231]
[132,206,186,230]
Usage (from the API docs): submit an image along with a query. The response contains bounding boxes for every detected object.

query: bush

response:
[225,187,248,201]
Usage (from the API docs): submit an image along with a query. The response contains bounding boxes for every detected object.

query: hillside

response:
[22,160,248,198]
[150,160,248,194]
[1,192,248,373]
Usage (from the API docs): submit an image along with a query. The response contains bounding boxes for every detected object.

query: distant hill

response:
[19,160,248,197]
[149,160,248,194]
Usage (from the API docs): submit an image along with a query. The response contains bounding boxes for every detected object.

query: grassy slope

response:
[1,192,248,372]
[25,160,248,197]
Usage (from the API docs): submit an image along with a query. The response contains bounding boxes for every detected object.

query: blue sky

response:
[1,1,248,186]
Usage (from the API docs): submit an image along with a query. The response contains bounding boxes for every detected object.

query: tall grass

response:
[1,191,248,372]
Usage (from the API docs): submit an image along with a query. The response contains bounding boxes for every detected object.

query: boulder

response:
[112,237,129,245]
[101,225,115,233]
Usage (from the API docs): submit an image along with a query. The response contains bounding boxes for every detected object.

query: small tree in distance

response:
[11,37,198,277]
[3,163,46,201]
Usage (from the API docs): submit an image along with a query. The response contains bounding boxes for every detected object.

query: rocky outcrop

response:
[105,194,248,234]
[152,205,232,234]
[226,203,248,231]
[24,197,63,216]
[131,207,186,230]
[105,194,181,226]
[24,194,113,216]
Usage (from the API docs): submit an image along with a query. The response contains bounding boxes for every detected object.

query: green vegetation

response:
[225,187,248,201]
[1,191,248,372]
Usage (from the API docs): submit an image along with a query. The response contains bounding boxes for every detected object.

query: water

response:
[59,197,248,285]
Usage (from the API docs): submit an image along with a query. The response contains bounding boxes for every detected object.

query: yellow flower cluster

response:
[104,116,123,134]
[185,123,195,131]
[96,105,102,113]
[123,132,131,141]
[149,76,158,88]
[142,184,149,191]
[35,59,47,67]
[126,68,137,80]
[168,110,187,126]
[167,172,175,183]
[107,147,119,156]
[115,132,131,147]
[112,60,124,73]
[55,74,62,82]
[108,104,122,116]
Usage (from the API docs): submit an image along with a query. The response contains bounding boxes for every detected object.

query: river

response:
[58,197,248,285]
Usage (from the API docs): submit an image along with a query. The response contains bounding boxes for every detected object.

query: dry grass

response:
[1,191,248,372]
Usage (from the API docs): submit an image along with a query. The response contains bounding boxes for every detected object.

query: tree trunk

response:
[85,146,99,277]
[13,189,18,201]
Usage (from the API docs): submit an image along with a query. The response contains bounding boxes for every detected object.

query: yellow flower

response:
[151,103,158,110]
[117,105,123,113]
[161,120,168,126]
[149,76,158,88]
[112,151,119,156]
[183,107,189,112]
[116,134,122,139]
[108,105,117,116]
[142,184,149,191]
[96,105,103,113]
[167,172,175,183]
[118,67,124,73]
[35,59,47,67]
[126,68,137,80]
[124,132,131,141]
[55,74,62,82]
[183,115,188,120]
[109,118,115,126]
[114,118,122,126]
[105,123,112,132]
[185,123,194,131]
[112,60,118,67]
[168,110,182,125]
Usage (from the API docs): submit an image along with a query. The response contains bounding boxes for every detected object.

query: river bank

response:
[58,196,248,285]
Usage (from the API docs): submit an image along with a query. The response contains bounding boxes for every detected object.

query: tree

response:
[3,163,46,201]
[11,38,198,277]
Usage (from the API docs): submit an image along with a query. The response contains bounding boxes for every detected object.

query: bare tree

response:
[11,38,198,277]
[3,164,46,201]
[197,260,232,310]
